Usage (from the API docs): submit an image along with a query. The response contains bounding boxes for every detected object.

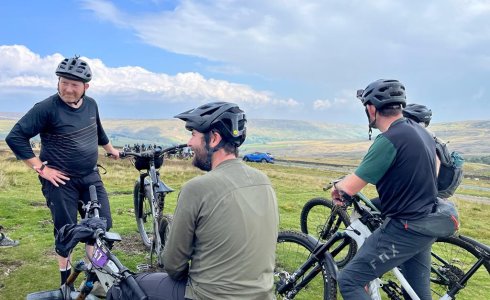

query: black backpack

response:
[435,137,464,198]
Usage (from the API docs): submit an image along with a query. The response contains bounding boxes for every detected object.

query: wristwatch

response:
[33,162,47,174]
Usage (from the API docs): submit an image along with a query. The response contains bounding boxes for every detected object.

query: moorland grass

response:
[0,153,488,300]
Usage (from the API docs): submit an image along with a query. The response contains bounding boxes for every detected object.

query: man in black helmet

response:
[107,102,279,300]
[403,103,433,128]
[6,56,119,289]
[332,80,438,300]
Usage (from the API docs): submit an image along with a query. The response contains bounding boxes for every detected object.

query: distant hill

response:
[1,114,489,159]
[0,112,22,120]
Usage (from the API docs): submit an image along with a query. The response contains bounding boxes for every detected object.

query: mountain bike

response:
[277,191,426,300]
[275,185,490,300]
[292,182,490,299]
[117,144,187,267]
[27,185,148,300]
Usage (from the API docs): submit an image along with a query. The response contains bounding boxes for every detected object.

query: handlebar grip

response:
[89,185,98,203]
[125,275,148,300]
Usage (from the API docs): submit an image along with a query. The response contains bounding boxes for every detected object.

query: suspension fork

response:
[137,173,149,219]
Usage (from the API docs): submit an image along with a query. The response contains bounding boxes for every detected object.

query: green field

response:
[0,150,489,299]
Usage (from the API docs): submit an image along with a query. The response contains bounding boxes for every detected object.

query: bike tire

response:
[300,197,356,268]
[430,235,490,299]
[133,181,155,249]
[275,230,337,300]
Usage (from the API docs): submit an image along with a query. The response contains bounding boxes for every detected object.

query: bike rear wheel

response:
[133,181,155,249]
[300,197,356,268]
[275,230,337,300]
[431,235,489,299]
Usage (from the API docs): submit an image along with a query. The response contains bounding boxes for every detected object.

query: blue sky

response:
[0,0,489,124]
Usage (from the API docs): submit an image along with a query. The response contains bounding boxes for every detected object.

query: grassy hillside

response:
[431,121,490,156]
[1,118,490,160]
[0,151,489,300]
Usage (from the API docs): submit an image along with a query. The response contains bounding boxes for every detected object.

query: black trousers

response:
[107,273,188,300]
[40,170,112,237]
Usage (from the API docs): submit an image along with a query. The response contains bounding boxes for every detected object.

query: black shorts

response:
[40,171,112,237]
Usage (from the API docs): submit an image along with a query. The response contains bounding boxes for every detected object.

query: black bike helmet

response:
[403,103,432,126]
[175,102,247,146]
[55,56,92,83]
[357,79,406,109]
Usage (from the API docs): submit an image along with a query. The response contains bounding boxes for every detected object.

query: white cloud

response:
[313,99,332,110]
[80,0,490,87]
[313,97,351,111]
[0,45,299,108]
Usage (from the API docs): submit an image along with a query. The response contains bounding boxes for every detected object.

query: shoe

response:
[0,233,19,248]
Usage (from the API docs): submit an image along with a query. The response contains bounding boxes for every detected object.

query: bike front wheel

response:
[300,197,356,268]
[133,181,155,249]
[275,230,337,300]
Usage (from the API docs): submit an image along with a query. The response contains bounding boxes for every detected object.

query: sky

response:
[0,0,489,124]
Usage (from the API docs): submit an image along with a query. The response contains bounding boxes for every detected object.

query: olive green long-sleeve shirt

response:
[163,158,279,300]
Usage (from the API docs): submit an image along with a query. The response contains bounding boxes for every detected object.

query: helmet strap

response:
[365,106,377,140]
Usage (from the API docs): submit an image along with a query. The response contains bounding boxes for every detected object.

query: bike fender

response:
[322,250,339,280]
[154,179,174,193]
[307,235,340,280]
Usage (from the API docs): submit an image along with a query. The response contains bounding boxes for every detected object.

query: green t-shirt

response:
[163,159,279,300]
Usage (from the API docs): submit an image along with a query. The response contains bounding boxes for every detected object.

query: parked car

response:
[243,152,275,163]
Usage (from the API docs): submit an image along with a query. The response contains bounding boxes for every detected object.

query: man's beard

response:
[58,89,84,105]
[192,145,212,171]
